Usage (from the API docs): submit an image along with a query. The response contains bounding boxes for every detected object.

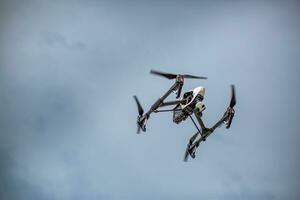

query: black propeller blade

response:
[150,69,207,80]
[226,85,236,129]
[133,96,144,116]
[137,125,141,134]
[150,69,177,79]
[184,148,189,162]
[181,74,207,79]
[133,96,144,134]
[229,84,236,108]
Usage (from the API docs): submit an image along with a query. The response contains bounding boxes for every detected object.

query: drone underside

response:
[133,70,236,161]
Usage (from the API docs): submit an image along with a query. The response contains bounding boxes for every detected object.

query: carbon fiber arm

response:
[159,99,186,107]
[193,106,234,140]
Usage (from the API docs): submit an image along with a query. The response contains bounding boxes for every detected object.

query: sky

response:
[0,0,300,199]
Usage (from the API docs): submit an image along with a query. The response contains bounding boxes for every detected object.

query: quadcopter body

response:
[173,86,206,124]
[133,70,236,161]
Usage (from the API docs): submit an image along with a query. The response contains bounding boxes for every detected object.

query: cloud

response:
[41,32,86,50]
[1,0,300,199]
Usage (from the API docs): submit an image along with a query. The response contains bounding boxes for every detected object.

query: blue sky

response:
[0,0,300,199]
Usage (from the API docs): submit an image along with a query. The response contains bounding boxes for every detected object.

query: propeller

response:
[133,96,144,134]
[229,84,236,108]
[226,85,236,129]
[181,74,207,79]
[150,69,207,80]
[150,70,177,79]
[133,96,144,116]
[184,148,189,162]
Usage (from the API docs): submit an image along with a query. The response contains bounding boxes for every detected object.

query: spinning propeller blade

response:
[150,69,207,80]
[133,96,145,134]
[150,70,177,79]
[229,85,236,108]
[184,148,189,162]
[133,96,144,116]
[137,125,141,134]
[181,74,207,79]
[226,85,236,129]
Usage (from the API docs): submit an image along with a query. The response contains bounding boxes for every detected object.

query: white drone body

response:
[181,86,206,111]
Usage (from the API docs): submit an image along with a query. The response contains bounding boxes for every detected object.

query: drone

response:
[133,70,236,161]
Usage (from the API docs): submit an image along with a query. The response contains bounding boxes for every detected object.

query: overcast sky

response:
[1,0,300,199]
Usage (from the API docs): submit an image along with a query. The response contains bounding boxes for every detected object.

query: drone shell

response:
[181,86,205,109]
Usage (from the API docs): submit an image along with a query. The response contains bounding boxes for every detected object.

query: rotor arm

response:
[194,109,209,131]
[189,115,202,136]
[193,105,231,139]
[145,81,180,117]
[184,112,226,161]
[135,79,181,133]
[210,112,229,132]
[193,85,236,139]
[153,99,185,113]
[160,99,186,107]
[199,109,232,139]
